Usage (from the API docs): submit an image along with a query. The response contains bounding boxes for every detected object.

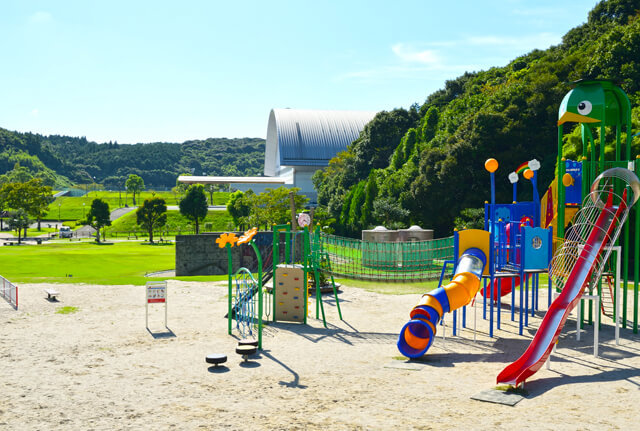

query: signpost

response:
[146,281,167,329]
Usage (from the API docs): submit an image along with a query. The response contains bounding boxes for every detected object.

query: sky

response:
[0,0,599,144]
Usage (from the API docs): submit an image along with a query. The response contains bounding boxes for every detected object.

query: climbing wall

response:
[274,264,305,322]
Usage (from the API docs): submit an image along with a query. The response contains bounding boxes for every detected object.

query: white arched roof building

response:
[263,109,376,201]
[179,108,377,203]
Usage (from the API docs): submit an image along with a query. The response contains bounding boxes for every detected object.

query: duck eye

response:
[577,100,592,115]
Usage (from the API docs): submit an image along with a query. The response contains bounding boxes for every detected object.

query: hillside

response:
[0,129,265,189]
[314,0,640,237]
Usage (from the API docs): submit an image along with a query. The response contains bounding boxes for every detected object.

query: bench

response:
[44,288,60,301]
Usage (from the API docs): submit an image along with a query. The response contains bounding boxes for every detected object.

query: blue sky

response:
[0,0,598,144]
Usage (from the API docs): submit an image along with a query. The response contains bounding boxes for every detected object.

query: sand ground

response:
[1,281,639,430]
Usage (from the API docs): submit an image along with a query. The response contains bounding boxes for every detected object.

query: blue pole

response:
[511,277,516,321]
[519,272,524,335]
[525,272,529,327]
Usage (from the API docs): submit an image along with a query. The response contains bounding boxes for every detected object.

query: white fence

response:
[1,276,18,310]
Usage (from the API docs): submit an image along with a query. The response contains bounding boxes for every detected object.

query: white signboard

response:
[145,281,168,329]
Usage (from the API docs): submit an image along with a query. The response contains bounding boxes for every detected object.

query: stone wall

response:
[175,231,303,276]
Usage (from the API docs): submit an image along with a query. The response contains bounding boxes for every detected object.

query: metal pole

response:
[614,246,621,344]
[227,244,233,335]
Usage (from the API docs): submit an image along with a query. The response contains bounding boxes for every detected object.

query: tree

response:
[125,174,145,205]
[86,198,111,243]
[7,209,30,244]
[136,198,167,243]
[372,197,409,229]
[179,184,208,234]
[0,178,52,237]
[227,190,252,230]
[204,184,217,205]
[453,208,485,231]
[252,187,308,229]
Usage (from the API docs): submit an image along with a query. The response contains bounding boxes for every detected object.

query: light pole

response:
[58,203,61,223]
[82,203,85,219]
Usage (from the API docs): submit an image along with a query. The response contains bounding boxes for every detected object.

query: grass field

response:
[107,209,233,236]
[0,241,226,285]
[45,190,230,221]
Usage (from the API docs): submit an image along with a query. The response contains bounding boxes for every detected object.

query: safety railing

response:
[1,275,18,310]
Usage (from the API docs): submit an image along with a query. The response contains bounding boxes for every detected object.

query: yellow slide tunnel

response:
[397,248,487,358]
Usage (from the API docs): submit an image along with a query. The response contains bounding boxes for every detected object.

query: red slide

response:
[481,277,520,298]
[497,191,626,387]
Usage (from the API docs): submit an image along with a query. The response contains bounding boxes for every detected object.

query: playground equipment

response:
[398,229,489,357]
[217,229,264,349]
[271,223,342,328]
[216,223,343,348]
[498,167,640,387]
[397,157,555,357]
[236,339,259,362]
[205,353,227,368]
[480,158,554,337]
[552,79,640,333]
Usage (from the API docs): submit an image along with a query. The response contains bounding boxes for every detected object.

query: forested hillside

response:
[313,0,640,237]
[0,128,264,189]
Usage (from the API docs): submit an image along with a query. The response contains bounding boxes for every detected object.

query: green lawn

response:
[0,241,226,285]
[107,209,233,237]
[45,190,230,221]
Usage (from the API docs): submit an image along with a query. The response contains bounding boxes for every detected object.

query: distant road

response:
[110,206,136,221]
[166,205,227,211]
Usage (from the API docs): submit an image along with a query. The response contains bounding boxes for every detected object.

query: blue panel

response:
[522,226,552,270]
[565,159,582,205]
[494,206,511,222]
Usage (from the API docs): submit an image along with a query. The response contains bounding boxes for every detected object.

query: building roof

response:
[264,109,377,176]
[177,175,291,185]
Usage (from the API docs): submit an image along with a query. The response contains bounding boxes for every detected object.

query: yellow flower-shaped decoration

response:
[216,232,239,248]
[237,227,258,245]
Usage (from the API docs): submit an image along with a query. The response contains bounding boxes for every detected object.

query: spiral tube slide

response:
[397,248,487,358]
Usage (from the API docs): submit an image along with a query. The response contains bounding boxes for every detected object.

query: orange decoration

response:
[237,227,258,245]
[216,232,239,248]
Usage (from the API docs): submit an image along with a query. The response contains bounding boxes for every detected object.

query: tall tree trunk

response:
[149,227,154,244]
[195,217,199,234]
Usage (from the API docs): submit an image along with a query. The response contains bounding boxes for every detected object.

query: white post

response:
[614,246,621,345]
[594,295,600,358]
[577,298,581,341]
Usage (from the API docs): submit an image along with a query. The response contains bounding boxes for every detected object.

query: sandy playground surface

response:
[1,281,640,430]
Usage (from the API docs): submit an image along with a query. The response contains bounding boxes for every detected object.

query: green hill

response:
[0,129,264,189]
[314,0,640,237]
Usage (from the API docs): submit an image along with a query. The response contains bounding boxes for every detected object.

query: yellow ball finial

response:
[485,158,498,173]
[562,173,574,187]
[523,169,534,180]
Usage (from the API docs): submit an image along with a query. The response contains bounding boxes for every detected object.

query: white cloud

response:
[29,11,53,24]
[31,108,39,117]
[392,43,441,65]
[339,32,561,83]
